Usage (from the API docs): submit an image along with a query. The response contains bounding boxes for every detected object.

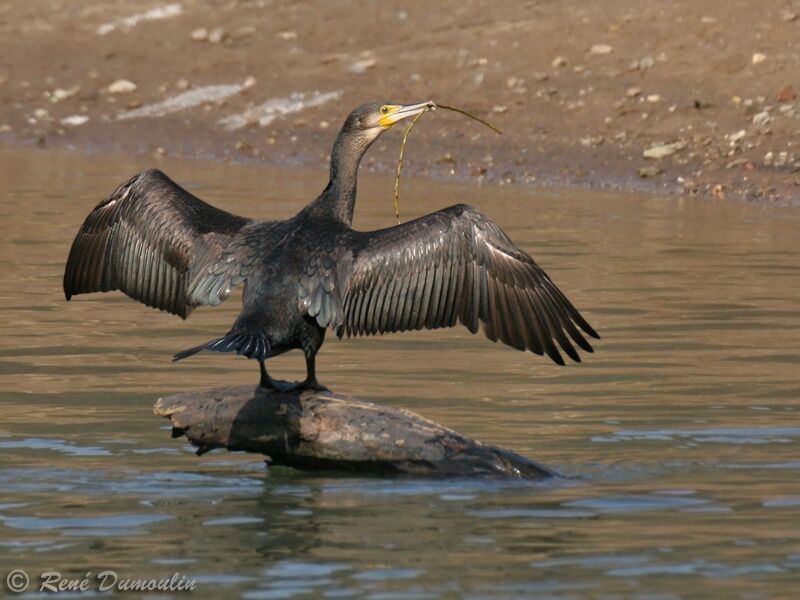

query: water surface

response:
[1,147,798,598]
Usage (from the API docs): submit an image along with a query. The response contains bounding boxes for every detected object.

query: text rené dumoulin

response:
[39,570,196,593]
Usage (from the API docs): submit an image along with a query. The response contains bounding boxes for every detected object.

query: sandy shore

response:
[0,0,798,205]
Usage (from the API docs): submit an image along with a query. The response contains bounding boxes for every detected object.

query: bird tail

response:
[173,330,270,362]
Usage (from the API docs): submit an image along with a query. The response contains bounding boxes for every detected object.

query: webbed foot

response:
[295,379,329,393]
[258,358,328,393]
[260,378,328,394]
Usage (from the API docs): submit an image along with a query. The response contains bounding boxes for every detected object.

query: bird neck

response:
[309,129,373,225]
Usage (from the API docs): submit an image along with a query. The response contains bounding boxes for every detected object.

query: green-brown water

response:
[1,146,799,599]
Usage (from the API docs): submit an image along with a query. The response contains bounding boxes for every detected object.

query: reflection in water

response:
[0,147,799,598]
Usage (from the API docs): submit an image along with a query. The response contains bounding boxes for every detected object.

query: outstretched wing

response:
[303,204,599,365]
[63,169,253,318]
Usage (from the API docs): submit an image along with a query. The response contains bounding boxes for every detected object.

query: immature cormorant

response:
[63,101,599,391]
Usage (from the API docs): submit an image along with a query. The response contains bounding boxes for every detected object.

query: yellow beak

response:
[379,101,435,128]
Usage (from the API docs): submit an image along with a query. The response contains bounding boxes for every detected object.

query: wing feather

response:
[379,276,396,333]
[393,273,410,331]
[324,204,599,364]
[63,169,253,318]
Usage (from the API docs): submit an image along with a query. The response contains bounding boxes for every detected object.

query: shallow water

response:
[1,146,799,599]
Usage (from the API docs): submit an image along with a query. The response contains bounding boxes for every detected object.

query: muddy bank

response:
[0,0,798,204]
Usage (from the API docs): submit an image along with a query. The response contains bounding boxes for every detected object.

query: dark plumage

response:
[64,101,599,390]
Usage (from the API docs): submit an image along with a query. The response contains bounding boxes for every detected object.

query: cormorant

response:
[63,101,599,391]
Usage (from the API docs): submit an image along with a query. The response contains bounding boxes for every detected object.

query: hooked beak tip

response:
[380,101,434,128]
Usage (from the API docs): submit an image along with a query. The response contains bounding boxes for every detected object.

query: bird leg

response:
[258,357,328,393]
[299,353,328,392]
[259,360,276,389]
[258,362,295,392]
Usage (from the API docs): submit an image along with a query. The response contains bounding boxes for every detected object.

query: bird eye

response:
[380,105,389,114]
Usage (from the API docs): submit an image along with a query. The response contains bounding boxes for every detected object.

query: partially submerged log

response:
[154,385,555,479]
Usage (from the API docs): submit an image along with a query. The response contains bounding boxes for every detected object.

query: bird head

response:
[341,101,434,142]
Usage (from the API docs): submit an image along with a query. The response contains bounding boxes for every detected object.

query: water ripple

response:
[0,513,171,533]
[592,427,800,445]
[0,437,111,456]
[564,494,709,513]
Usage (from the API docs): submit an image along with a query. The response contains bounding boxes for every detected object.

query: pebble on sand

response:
[191,27,208,41]
[752,52,767,65]
[107,79,137,94]
[589,44,613,55]
[208,27,227,43]
[630,55,655,71]
[752,111,771,132]
[776,85,796,102]
[638,166,663,178]
[60,115,89,126]
[728,130,746,145]
[349,58,377,74]
[50,86,81,102]
[643,141,687,159]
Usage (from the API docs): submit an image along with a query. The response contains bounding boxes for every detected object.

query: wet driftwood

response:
[154,385,555,479]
